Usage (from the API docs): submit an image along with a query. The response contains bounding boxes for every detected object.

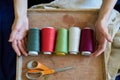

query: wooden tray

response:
[16,9,107,80]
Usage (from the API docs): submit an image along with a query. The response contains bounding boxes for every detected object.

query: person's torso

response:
[0,0,14,27]
[0,0,13,9]
[116,0,120,5]
[51,0,102,9]
[0,0,14,15]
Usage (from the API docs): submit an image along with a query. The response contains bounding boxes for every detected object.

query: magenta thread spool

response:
[41,27,56,54]
[79,27,94,56]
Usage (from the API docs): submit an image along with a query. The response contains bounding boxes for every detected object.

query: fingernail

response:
[18,53,21,56]
[24,52,28,56]
[108,36,112,42]
[25,54,28,56]
[8,39,11,42]
[8,39,12,42]
[109,38,113,42]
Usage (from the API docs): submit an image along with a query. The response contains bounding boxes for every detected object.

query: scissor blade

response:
[54,66,74,73]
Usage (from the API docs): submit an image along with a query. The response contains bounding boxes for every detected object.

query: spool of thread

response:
[41,27,56,54]
[69,27,81,54]
[79,27,94,56]
[55,28,68,55]
[27,28,40,56]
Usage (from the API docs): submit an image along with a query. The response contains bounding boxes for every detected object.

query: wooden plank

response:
[27,9,98,29]
[16,9,107,80]
[28,9,99,12]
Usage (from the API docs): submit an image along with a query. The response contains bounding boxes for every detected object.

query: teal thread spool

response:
[55,28,68,55]
[27,28,40,56]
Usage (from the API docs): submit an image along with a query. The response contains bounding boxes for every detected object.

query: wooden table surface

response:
[16,9,107,80]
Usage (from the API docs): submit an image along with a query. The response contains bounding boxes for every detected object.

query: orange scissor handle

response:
[27,69,41,73]
[26,69,55,80]
[41,69,55,75]
[26,70,42,80]
[27,69,55,75]
[26,60,55,80]
[27,60,49,70]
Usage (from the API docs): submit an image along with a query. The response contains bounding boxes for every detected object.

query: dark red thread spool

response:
[41,27,56,54]
[79,27,94,56]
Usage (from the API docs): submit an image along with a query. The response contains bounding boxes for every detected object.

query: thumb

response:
[9,29,17,42]
[102,29,112,42]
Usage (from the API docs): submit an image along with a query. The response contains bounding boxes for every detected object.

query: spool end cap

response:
[56,53,66,56]
[69,51,77,55]
[29,51,38,56]
[82,51,91,56]
[43,52,52,54]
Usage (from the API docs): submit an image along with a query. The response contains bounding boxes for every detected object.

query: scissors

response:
[26,60,74,80]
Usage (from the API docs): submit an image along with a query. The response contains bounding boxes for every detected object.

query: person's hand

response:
[91,19,112,57]
[9,16,29,56]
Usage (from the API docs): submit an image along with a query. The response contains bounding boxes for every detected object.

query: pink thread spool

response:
[79,27,94,56]
[41,27,56,54]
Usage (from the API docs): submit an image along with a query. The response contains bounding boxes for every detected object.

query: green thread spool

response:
[27,28,40,56]
[55,28,68,55]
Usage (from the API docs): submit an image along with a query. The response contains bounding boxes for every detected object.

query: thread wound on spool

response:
[41,27,56,54]
[69,27,81,54]
[79,27,94,56]
[27,28,40,56]
[55,28,68,55]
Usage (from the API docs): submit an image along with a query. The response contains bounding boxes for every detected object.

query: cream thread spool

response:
[69,27,81,54]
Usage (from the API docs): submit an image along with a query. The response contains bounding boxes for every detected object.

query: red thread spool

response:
[41,27,56,54]
[79,27,94,56]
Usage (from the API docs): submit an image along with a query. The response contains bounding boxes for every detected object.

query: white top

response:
[50,0,102,9]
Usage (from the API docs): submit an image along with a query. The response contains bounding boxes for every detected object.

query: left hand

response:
[9,16,29,56]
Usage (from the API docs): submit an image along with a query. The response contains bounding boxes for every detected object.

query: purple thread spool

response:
[79,27,94,56]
